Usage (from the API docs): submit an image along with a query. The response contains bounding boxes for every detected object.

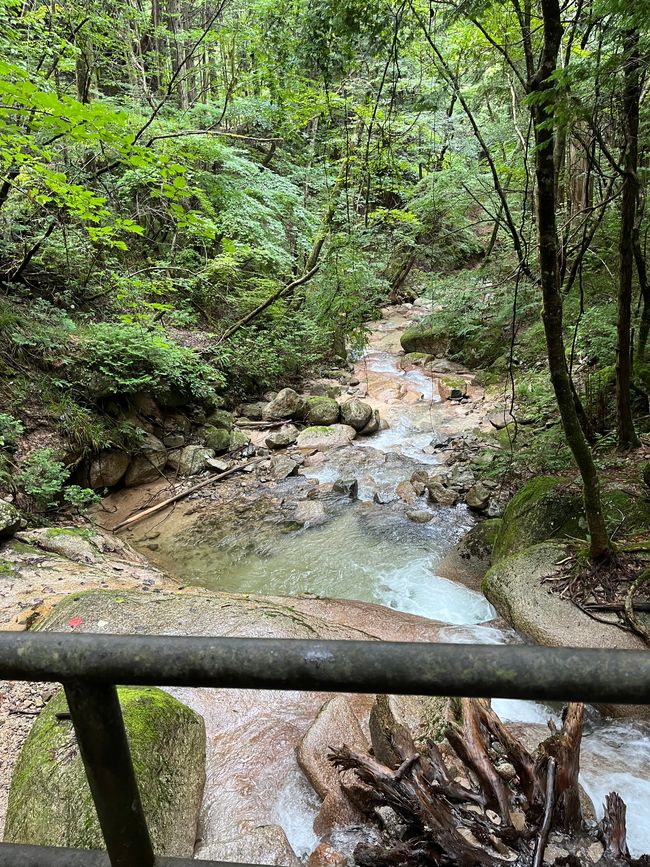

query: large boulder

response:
[483,542,646,652]
[200,826,300,867]
[400,317,447,355]
[88,449,130,489]
[235,401,267,421]
[263,388,306,421]
[304,396,340,426]
[297,425,357,450]
[0,500,23,539]
[4,687,205,857]
[205,409,234,431]
[492,477,585,561]
[484,542,649,721]
[167,445,215,477]
[201,425,231,453]
[339,399,373,432]
[123,432,167,487]
[493,477,650,562]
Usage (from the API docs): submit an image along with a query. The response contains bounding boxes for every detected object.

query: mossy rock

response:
[400,317,446,355]
[600,488,650,536]
[304,396,340,426]
[229,429,250,450]
[205,409,234,431]
[201,425,231,453]
[0,499,24,538]
[4,687,206,857]
[493,477,585,561]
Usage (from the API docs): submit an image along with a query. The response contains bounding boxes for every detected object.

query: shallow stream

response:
[138,311,650,859]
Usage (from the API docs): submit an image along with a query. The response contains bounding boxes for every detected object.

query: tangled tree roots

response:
[328,699,647,867]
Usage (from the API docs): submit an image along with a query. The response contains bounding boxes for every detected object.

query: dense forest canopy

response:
[0,0,649,557]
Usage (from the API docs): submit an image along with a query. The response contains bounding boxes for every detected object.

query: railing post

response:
[63,681,155,867]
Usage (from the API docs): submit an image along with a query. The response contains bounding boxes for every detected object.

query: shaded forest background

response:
[0,0,648,557]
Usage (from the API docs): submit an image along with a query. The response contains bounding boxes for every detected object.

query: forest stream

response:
[111,305,650,863]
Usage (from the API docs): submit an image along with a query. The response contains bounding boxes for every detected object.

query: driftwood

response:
[329,698,642,867]
[113,456,263,531]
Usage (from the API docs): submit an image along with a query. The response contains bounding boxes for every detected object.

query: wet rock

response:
[396,480,417,504]
[294,500,328,527]
[89,449,130,489]
[304,396,340,426]
[426,480,459,507]
[543,844,569,864]
[167,445,215,477]
[297,425,357,450]
[303,451,326,467]
[339,399,373,432]
[297,696,368,800]
[373,490,398,505]
[124,432,167,486]
[4,687,205,858]
[308,842,347,867]
[201,825,300,867]
[206,409,234,431]
[263,388,306,421]
[201,425,231,453]
[465,482,491,511]
[483,542,647,654]
[269,454,299,480]
[406,510,433,524]
[313,789,366,837]
[359,408,381,436]
[333,479,358,499]
[265,425,299,449]
[235,401,267,421]
[436,519,501,592]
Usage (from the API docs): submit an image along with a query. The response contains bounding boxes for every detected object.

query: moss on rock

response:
[400,317,446,355]
[493,477,585,561]
[4,687,206,857]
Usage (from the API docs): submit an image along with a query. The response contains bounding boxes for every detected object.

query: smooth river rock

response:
[297,424,357,450]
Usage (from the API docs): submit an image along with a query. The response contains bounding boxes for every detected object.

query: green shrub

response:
[16,449,69,511]
[0,413,24,450]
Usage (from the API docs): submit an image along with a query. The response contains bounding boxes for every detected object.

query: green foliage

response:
[0,413,23,450]
[76,322,224,403]
[15,449,69,511]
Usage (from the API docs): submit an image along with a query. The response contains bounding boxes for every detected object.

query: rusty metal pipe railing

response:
[0,632,648,867]
[0,632,648,704]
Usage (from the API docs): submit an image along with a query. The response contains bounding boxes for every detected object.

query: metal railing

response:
[0,632,648,867]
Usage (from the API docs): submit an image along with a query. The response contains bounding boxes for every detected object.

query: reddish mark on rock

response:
[68,617,84,629]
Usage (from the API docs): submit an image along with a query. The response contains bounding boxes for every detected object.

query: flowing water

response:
[142,311,649,860]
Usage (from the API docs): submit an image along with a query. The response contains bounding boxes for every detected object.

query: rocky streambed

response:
[1,301,649,863]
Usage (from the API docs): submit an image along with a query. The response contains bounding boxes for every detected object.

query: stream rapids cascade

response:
[6,302,648,863]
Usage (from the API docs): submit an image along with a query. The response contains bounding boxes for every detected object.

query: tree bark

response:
[616,29,641,448]
[530,0,611,559]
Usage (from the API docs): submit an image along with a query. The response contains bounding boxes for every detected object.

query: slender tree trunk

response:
[531,0,611,560]
[616,29,641,449]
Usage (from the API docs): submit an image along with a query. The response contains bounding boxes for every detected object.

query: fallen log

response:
[113,456,264,532]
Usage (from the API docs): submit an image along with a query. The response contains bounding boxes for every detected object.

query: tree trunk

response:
[616,29,641,449]
[531,0,611,559]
